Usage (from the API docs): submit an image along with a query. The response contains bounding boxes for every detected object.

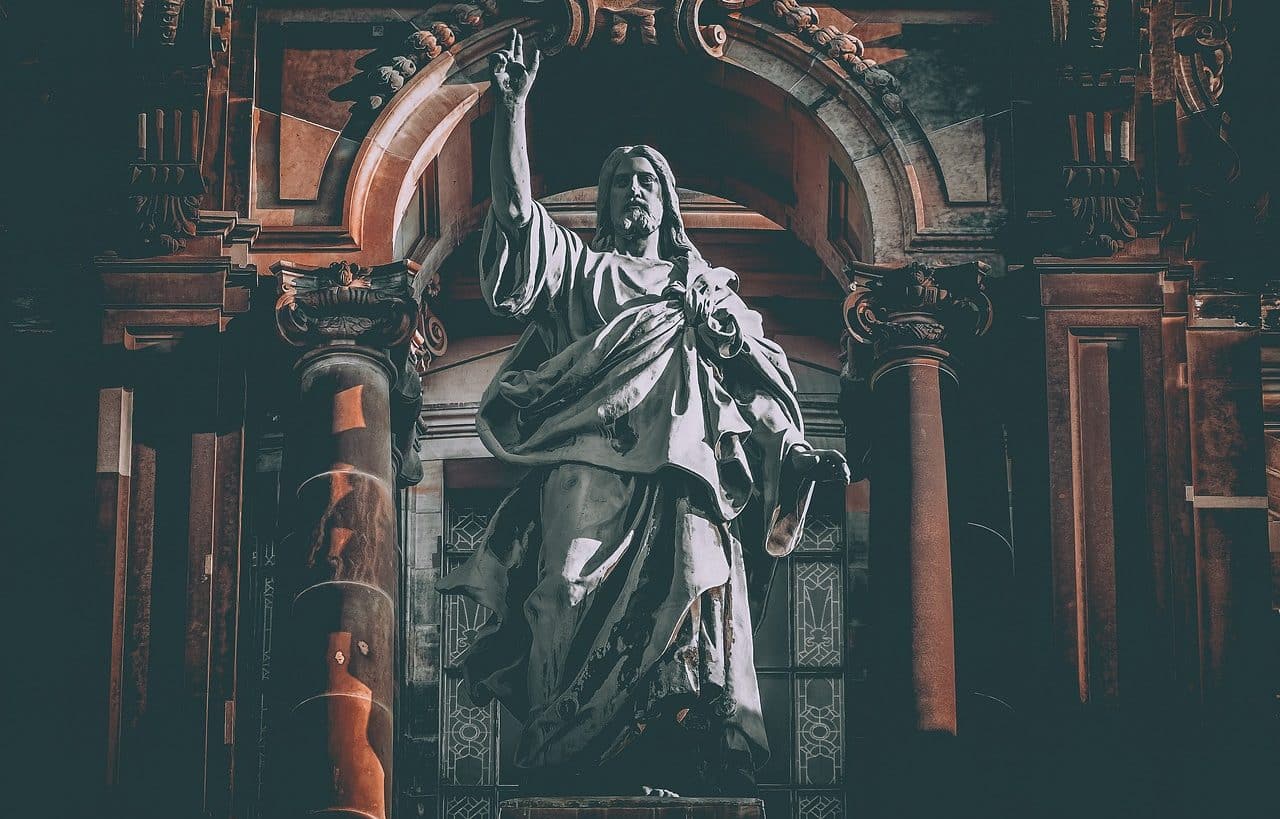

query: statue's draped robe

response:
[437,203,816,773]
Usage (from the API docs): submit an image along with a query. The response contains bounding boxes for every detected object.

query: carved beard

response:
[616,204,658,242]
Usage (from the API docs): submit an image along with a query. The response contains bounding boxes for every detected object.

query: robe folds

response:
[437,202,817,774]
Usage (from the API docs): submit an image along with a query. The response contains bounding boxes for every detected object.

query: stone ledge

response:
[498,796,766,818]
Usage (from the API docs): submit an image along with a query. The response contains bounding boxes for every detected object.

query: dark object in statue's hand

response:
[789,446,852,485]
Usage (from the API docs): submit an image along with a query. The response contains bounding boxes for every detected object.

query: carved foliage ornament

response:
[126,159,205,256]
[367,2,500,110]
[842,260,992,358]
[769,0,902,118]
[1061,164,1141,256]
[274,260,419,348]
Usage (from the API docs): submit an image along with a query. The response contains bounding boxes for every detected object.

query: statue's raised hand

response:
[490,29,540,109]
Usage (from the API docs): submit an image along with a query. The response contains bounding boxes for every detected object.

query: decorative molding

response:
[768,0,903,117]
[273,259,419,349]
[842,259,992,360]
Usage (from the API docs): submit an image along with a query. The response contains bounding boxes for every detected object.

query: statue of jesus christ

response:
[437,30,850,798]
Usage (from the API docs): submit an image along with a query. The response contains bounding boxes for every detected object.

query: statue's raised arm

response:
[489,29,540,234]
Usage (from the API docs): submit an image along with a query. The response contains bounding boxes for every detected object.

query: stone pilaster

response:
[273,259,421,819]
[1184,289,1269,714]
[843,259,992,736]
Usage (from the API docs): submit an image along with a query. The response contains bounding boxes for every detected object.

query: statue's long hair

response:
[590,145,703,264]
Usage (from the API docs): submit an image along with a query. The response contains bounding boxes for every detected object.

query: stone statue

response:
[437,30,851,797]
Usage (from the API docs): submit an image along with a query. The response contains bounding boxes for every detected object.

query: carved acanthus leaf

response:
[1059,163,1143,256]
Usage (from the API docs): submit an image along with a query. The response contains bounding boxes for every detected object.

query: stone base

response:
[497,797,766,818]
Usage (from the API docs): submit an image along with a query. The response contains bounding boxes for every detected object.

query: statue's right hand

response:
[490,29,540,108]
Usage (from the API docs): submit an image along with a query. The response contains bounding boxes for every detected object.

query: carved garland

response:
[366,1,500,110]
[769,0,903,118]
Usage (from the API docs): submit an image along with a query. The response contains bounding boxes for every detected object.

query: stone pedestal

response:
[498,797,765,819]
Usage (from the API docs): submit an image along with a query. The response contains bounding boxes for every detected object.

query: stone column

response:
[273,259,420,819]
[844,260,992,736]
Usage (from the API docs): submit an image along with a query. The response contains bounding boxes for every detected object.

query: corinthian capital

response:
[842,259,993,360]
[273,260,419,350]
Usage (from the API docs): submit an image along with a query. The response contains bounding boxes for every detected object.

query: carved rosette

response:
[273,260,420,350]
[843,259,992,363]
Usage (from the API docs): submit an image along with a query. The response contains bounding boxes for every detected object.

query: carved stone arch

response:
[339,14,988,295]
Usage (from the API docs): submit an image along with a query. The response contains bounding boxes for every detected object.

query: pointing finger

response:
[513,30,524,65]
[508,28,518,57]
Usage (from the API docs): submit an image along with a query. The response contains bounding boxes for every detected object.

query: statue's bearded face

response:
[608,156,665,244]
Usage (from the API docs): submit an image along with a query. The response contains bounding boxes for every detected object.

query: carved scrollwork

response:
[274,260,420,349]
[409,274,450,376]
[1175,15,1233,115]
[842,259,992,359]
[769,0,903,117]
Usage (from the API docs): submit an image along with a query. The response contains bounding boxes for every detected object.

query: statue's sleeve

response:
[479,200,585,318]
[709,278,815,558]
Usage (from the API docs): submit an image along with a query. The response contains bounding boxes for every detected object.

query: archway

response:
[263,14,999,817]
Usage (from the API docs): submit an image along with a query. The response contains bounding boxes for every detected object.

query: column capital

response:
[842,259,993,365]
[273,259,419,351]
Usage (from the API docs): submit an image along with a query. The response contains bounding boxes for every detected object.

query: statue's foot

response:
[641,785,681,798]
[789,445,852,484]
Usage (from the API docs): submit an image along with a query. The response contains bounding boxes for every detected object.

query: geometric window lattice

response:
[797,511,843,552]
[443,792,492,819]
[797,792,844,819]
[446,499,496,553]
[794,561,843,667]
[444,591,490,667]
[796,676,844,786]
[441,674,496,786]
